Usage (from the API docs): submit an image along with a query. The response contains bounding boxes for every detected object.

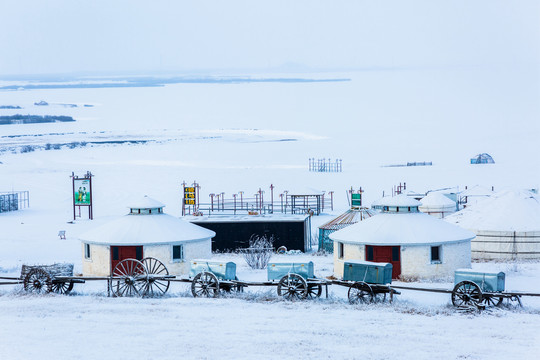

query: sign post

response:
[71,171,94,220]
[182,183,197,216]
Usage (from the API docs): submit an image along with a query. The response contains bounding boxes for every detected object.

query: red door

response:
[366,245,401,279]
[111,246,143,273]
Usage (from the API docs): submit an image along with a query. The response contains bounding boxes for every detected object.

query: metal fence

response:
[0,191,29,213]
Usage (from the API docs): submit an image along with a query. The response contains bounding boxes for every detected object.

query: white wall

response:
[333,241,365,278]
[144,239,212,275]
[472,230,540,260]
[82,243,111,276]
[332,240,471,280]
[81,238,212,276]
[401,241,471,279]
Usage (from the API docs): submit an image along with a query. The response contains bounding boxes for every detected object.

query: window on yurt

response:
[84,243,91,259]
[338,242,344,259]
[173,245,184,261]
[431,246,441,263]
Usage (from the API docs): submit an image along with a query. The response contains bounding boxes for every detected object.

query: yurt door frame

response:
[366,245,401,279]
[110,246,143,272]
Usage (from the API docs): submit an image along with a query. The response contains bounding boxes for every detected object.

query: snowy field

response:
[1,70,540,359]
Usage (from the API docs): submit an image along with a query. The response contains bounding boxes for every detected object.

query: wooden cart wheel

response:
[24,268,52,294]
[306,283,323,299]
[277,273,308,300]
[191,272,220,298]
[141,257,170,297]
[451,281,483,307]
[483,295,504,307]
[348,282,374,304]
[111,259,148,297]
[51,281,74,295]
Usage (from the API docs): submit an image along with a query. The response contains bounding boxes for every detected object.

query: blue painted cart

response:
[184,260,330,300]
[332,261,400,304]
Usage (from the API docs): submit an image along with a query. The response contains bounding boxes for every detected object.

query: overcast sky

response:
[0,0,539,76]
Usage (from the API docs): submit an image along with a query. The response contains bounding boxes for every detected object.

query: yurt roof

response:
[79,213,216,245]
[445,189,540,232]
[319,208,376,230]
[329,211,475,246]
[381,194,422,207]
[371,196,391,207]
[126,195,165,209]
[419,192,456,209]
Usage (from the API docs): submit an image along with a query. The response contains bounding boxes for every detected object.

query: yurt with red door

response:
[329,194,475,280]
[78,196,215,276]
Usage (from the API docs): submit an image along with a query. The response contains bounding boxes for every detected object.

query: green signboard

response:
[74,179,91,205]
[351,193,362,207]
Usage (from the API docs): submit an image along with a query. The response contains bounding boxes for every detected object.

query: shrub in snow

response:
[242,235,274,270]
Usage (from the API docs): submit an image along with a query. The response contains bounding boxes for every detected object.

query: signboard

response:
[74,179,91,205]
[184,187,196,205]
[351,193,362,207]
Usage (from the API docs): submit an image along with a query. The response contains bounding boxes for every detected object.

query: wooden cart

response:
[179,260,331,300]
[332,261,400,304]
[392,270,540,310]
[0,257,174,298]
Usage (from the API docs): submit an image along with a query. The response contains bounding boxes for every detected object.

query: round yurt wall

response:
[446,190,540,260]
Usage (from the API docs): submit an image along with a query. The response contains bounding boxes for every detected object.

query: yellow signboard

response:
[184,186,196,205]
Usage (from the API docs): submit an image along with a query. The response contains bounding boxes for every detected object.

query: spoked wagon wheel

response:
[111,259,148,297]
[24,268,53,294]
[191,272,220,298]
[141,257,170,297]
[306,283,322,299]
[277,273,308,300]
[348,282,374,304]
[483,295,504,307]
[451,281,483,307]
[51,280,74,295]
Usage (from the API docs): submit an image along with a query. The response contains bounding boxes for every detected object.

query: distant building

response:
[470,153,494,164]
[330,195,474,280]
[419,192,457,219]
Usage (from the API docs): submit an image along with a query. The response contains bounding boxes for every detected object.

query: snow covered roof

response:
[126,195,165,210]
[445,189,540,232]
[318,208,376,230]
[419,192,456,210]
[329,211,475,246]
[380,194,421,207]
[79,214,215,245]
[185,214,310,223]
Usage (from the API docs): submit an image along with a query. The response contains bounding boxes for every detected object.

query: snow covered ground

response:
[1,71,540,359]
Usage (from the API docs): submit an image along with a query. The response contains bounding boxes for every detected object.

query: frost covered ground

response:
[1,71,540,359]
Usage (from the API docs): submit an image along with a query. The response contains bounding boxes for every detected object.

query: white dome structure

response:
[419,192,457,218]
[446,189,540,260]
[330,194,474,280]
[79,196,215,276]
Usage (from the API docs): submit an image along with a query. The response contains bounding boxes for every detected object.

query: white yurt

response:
[445,189,540,260]
[79,196,215,276]
[419,192,457,218]
[330,194,475,280]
